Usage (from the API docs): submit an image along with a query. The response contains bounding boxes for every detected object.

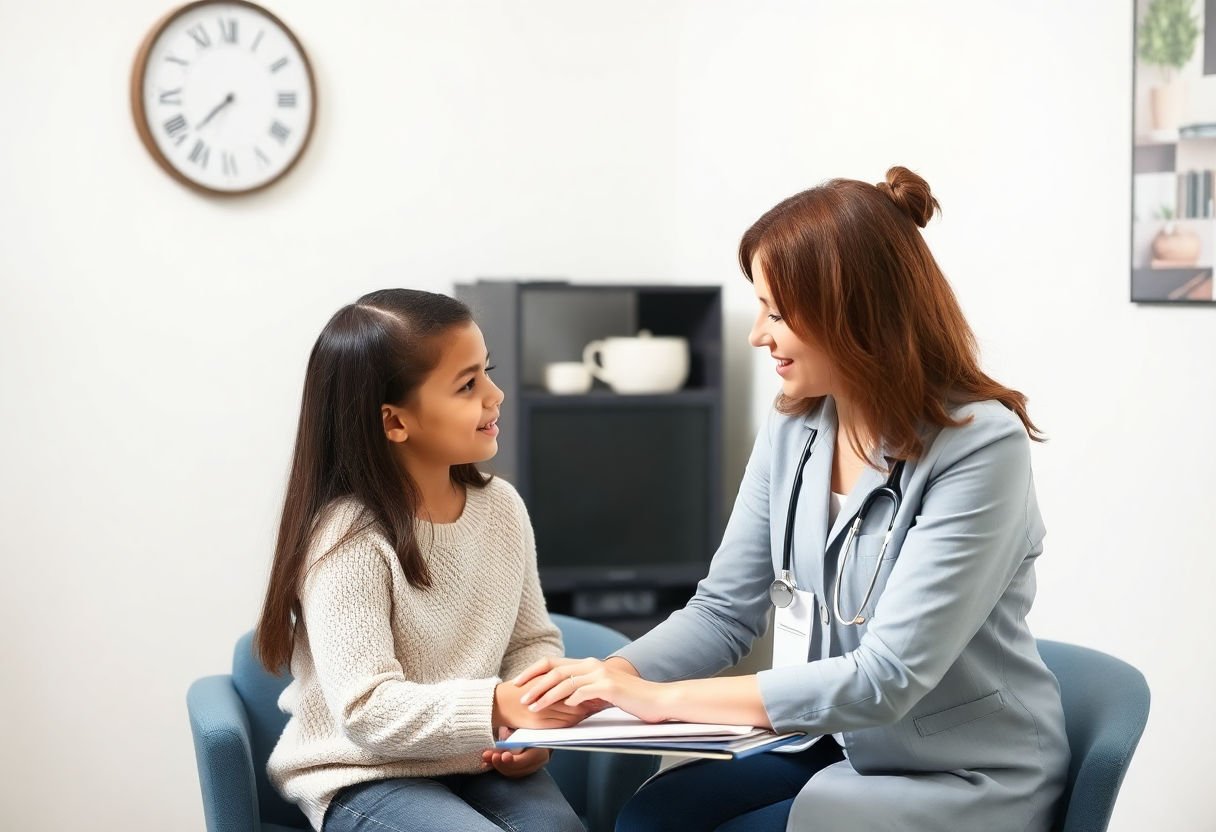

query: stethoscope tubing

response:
[770,426,905,626]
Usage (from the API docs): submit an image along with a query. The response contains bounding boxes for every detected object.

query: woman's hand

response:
[516,656,674,724]
[492,681,585,731]
[513,655,638,716]
[515,656,772,729]
[480,727,550,778]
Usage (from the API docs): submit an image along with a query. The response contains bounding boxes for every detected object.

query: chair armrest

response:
[1064,724,1149,832]
[187,675,260,832]
[584,751,661,832]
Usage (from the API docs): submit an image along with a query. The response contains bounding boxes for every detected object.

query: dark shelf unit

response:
[455,279,724,638]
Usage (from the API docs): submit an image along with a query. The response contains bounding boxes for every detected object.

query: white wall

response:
[2,1,1210,829]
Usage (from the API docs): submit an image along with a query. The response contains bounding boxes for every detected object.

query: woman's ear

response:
[381,404,408,444]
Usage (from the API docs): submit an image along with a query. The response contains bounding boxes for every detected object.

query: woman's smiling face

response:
[747,257,834,400]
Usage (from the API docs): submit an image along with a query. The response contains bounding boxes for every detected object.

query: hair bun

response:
[876,166,940,228]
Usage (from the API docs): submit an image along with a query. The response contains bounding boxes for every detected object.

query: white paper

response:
[505,707,759,744]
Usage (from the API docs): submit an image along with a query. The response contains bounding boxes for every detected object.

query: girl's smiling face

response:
[387,321,504,468]
[747,257,835,400]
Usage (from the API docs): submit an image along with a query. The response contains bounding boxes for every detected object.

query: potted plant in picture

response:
[1138,0,1200,136]
[1151,204,1201,267]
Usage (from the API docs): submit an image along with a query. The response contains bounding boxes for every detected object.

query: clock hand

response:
[195,92,235,130]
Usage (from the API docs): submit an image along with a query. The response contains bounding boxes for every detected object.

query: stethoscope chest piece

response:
[769,570,797,608]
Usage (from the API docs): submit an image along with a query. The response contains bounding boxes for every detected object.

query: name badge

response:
[770,587,823,754]
[772,587,815,668]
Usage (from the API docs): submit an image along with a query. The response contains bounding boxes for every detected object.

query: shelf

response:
[1135,133,1216,147]
[1134,143,1176,174]
[519,387,720,407]
[1134,217,1214,223]
[1134,133,1216,173]
[515,281,723,295]
[1131,267,1214,302]
[541,564,708,593]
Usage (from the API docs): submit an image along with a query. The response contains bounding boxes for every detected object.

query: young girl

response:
[255,289,586,832]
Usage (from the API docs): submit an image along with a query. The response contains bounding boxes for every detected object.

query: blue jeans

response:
[323,769,585,832]
[615,737,845,832]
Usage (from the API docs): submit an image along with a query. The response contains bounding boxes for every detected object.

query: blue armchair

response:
[1037,640,1151,832]
[187,613,659,832]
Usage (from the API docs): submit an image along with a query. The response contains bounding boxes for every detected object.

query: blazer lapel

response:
[824,430,895,552]
[797,398,834,562]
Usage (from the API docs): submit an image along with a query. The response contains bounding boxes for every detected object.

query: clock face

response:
[132,1,315,194]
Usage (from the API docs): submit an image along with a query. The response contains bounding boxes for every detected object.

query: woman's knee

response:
[614,791,669,832]
[713,799,794,832]
[614,767,715,832]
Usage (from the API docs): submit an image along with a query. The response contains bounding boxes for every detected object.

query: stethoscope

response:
[768,428,906,626]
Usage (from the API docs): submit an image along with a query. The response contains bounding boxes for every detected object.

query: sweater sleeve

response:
[299,537,499,759]
[498,496,563,682]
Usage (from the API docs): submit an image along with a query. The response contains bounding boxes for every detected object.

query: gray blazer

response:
[615,396,1070,831]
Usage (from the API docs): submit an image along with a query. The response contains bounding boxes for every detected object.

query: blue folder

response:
[495,730,810,760]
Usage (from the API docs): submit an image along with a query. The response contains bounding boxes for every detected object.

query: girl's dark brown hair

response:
[739,165,1042,463]
[255,289,490,674]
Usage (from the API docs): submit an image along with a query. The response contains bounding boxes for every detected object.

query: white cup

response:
[543,361,593,395]
[582,330,689,394]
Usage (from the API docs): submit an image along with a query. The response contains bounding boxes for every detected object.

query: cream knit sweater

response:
[267,477,563,830]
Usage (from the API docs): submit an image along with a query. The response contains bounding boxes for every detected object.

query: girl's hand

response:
[480,727,551,778]
[522,660,673,724]
[492,681,586,731]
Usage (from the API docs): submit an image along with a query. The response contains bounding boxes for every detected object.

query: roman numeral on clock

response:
[163,113,188,139]
[278,92,297,108]
[269,121,290,144]
[269,57,288,73]
[219,18,238,44]
[159,88,182,106]
[189,139,210,168]
[222,151,238,177]
[187,24,211,48]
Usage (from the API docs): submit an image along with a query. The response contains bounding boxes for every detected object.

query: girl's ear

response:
[381,404,409,444]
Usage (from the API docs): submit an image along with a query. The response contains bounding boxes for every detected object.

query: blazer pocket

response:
[913,690,1005,737]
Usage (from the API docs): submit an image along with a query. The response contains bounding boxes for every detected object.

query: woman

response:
[513,167,1070,831]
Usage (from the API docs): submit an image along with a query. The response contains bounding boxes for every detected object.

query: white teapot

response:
[582,330,690,394]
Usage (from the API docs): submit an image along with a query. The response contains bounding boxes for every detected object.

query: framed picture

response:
[1133,0,1216,303]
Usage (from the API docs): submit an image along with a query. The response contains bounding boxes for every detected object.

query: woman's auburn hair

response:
[739,166,1042,462]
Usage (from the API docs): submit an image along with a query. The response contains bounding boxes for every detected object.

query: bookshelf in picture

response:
[1176,169,1215,218]
[1131,0,1216,304]
[1179,121,1216,139]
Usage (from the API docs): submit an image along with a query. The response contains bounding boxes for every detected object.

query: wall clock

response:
[131,1,316,195]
